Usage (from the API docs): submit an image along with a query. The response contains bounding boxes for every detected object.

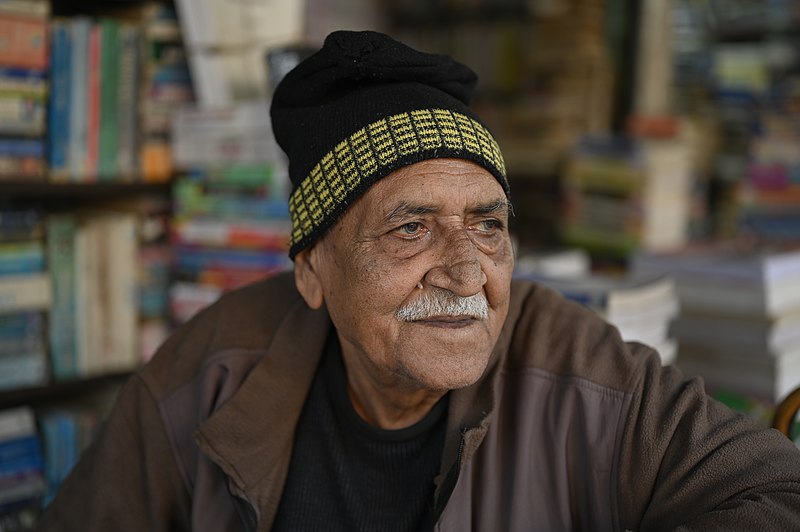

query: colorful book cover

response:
[47,19,72,181]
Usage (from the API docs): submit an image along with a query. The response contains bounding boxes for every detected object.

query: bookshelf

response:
[0,180,169,199]
[0,0,186,526]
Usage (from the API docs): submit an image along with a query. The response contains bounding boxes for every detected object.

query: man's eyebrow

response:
[384,202,437,223]
[473,199,514,217]
[383,199,513,223]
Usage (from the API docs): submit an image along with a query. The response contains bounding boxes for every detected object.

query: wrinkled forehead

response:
[355,159,509,219]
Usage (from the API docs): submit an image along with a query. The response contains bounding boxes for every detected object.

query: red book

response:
[0,13,48,69]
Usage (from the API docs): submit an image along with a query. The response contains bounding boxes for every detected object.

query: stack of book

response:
[169,101,292,322]
[0,407,46,530]
[0,0,49,181]
[0,208,50,391]
[46,210,140,379]
[138,2,194,182]
[560,133,694,260]
[48,2,194,183]
[174,0,304,107]
[48,15,139,181]
[515,249,679,365]
[738,110,800,242]
[632,245,800,402]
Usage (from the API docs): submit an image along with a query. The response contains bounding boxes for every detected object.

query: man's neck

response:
[339,346,448,430]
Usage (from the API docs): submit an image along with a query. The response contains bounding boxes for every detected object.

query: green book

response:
[98,18,121,180]
[46,214,78,381]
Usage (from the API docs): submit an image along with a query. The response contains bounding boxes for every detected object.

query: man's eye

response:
[395,222,426,238]
[476,219,502,233]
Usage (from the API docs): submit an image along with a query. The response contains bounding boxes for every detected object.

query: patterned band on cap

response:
[288,108,507,256]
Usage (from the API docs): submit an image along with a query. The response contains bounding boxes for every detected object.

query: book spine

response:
[0,138,43,157]
[0,406,36,441]
[98,18,120,180]
[116,24,140,180]
[0,435,44,475]
[84,22,101,182]
[46,215,77,381]
[0,241,45,274]
[47,19,72,181]
[0,91,46,136]
[67,17,90,182]
[0,273,50,312]
[0,351,48,390]
[0,13,48,70]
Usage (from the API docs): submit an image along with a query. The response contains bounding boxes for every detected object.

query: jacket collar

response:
[194,297,331,525]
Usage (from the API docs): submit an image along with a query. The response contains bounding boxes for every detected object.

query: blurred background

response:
[1,0,800,527]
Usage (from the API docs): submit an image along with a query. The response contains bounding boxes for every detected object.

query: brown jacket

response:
[38,273,800,531]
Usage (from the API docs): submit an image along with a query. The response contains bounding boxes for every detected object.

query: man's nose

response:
[424,229,487,297]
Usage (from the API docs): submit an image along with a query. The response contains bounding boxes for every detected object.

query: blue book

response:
[0,139,44,157]
[47,19,72,180]
[0,435,44,476]
[67,17,91,182]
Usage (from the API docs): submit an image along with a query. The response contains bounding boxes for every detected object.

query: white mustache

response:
[396,289,489,322]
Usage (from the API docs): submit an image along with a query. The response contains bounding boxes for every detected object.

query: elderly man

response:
[40,31,800,531]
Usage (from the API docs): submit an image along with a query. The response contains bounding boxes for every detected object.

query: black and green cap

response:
[270,30,509,259]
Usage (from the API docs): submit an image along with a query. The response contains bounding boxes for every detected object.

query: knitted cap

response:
[270,30,509,259]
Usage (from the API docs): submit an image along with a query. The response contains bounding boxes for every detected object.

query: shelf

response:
[0,181,171,201]
[0,372,132,409]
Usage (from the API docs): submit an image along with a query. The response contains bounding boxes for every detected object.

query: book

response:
[72,213,139,376]
[67,17,91,181]
[0,0,49,18]
[0,406,45,510]
[561,133,694,258]
[97,18,121,180]
[0,138,44,179]
[46,215,78,381]
[670,310,800,356]
[0,311,45,356]
[677,343,800,402]
[84,22,101,181]
[0,273,50,313]
[0,12,48,70]
[0,241,44,275]
[170,217,291,250]
[0,88,46,136]
[116,23,140,180]
[516,270,679,363]
[0,208,42,243]
[47,19,72,181]
[632,245,800,319]
[514,248,592,279]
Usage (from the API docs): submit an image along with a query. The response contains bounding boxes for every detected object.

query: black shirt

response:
[271,334,448,532]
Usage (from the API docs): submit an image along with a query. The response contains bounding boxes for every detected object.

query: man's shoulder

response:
[504,278,655,393]
[139,270,324,398]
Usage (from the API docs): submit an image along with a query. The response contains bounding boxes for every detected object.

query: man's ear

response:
[294,246,325,309]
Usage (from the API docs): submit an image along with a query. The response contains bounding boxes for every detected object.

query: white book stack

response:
[515,249,680,365]
[632,245,800,402]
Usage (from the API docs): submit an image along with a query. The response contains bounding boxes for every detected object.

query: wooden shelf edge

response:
[0,371,133,409]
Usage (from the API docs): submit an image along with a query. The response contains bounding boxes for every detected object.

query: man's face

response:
[295,158,514,393]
